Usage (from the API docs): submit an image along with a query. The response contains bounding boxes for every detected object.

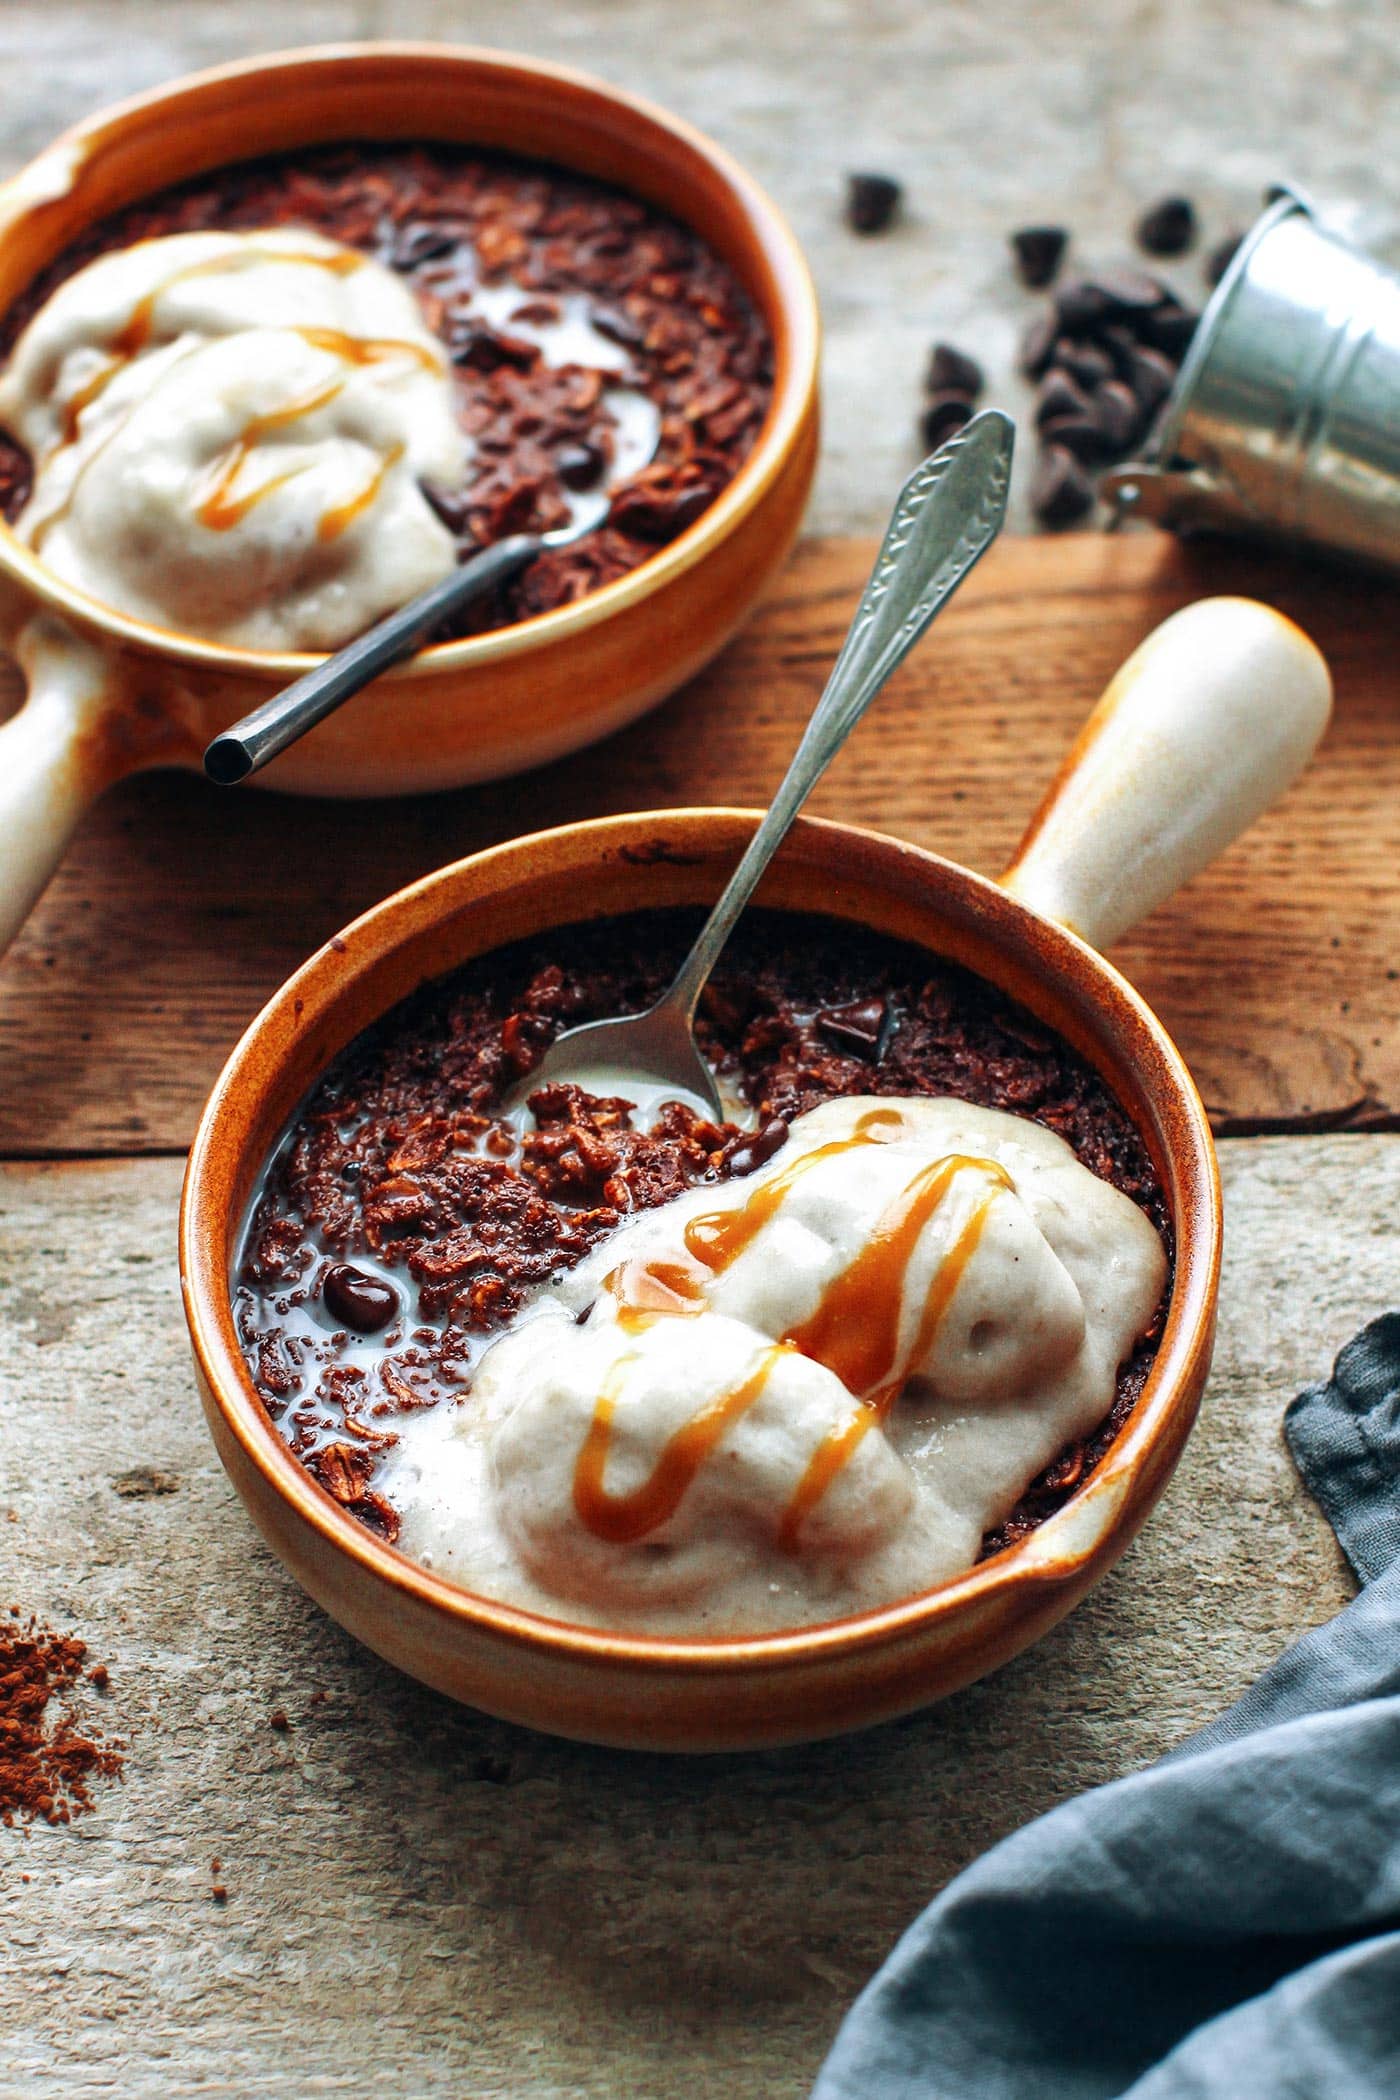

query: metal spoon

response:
[508,408,1015,1124]
[203,482,621,787]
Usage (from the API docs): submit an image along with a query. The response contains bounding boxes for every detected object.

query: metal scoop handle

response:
[663,410,1015,1024]
[202,532,540,786]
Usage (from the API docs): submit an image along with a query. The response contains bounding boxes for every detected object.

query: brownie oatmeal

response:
[0,143,772,637]
[235,909,1169,1601]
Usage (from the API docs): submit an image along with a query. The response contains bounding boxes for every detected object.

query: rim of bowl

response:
[181,810,1222,1674]
[0,41,820,680]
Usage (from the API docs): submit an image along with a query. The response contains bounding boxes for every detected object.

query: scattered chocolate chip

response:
[1035,369,1092,430]
[725,1116,791,1179]
[1054,338,1114,391]
[1019,311,1062,379]
[1010,225,1068,289]
[1204,232,1244,287]
[269,1709,290,1733]
[846,172,903,235]
[555,439,606,491]
[1031,444,1094,528]
[815,996,894,1062]
[322,1264,399,1335]
[1093,378,1141,454]
[212,1884,228,1904]
[1125,344,1178,416]
[925,342,983,400]
[1052,276,1115,333]
[1135,195,1197,257]
[920,393,973,450]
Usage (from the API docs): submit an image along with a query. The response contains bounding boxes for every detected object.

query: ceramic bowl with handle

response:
[0,41,820,954]
[181,596,1331,1752]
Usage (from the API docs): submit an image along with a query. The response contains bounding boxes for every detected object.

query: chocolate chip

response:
[925,342,983,400]
[1093,378,1141,454]
[1204,232,1243,287]
[920,393,973,450]
[1125,344,1178,416]
[593,308,645,348]
[555,439,606,491]
[1030,444,1094,528]
[725,1115,791,1179]
[609,480,715,543]
[1037,412,1103,465]
[846,172,902,235]
[1019,311,1062,379]
[1053,338,1114,391]
[1035,369,1092,430]
[446,321,538,372]
[1010,226,1068,289]
[1140,305,1199,359]
[1135,195,1197,257]
[322,1263,399,1335]
[1056,269,1167,336]
[815,996,895,1062]
[390,223,458,270]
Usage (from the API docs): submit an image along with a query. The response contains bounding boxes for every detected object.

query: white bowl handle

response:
[1000,596,1332,951]
[0,614,190,958]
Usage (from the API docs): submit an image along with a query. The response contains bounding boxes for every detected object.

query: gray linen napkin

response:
[811,1314,1400,2100]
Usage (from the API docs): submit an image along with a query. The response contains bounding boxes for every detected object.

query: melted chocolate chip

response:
[815,996,894,1062]
[724,1115,791,1178]
[323,1264,399,1334]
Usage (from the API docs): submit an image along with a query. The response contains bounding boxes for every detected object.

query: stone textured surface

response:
[0,1137,1384,2094]
[0,0,1396,529]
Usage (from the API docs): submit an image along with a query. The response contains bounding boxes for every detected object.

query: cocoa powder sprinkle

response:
[0,1615,122,1826]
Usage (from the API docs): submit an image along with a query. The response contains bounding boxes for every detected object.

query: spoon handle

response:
[663,409,1015,1023]
[202,532,542,785]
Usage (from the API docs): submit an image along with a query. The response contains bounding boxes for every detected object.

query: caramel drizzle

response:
[44,244,425,542]
[776,1169,1008,1551]
[574,1119,1014,1552]
[572,1344,787,1545]
[109,244,363,360]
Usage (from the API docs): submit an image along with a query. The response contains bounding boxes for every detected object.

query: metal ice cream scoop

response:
[505,409,1015,1124]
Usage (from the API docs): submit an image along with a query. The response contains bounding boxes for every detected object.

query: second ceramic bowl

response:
[0,41,820,951]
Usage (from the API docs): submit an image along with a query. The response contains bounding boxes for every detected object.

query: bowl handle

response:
[1000,596,1332,952]
[0,614,195,957]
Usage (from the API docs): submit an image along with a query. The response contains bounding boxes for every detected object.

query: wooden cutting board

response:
[1,531,1396,1158]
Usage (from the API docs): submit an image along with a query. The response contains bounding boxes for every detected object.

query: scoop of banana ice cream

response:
[0,229,465,649]
[393,1094,1167,1631]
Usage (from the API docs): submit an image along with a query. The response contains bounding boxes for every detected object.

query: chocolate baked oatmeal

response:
[0,143,772,637]
[235,909,1170,1611]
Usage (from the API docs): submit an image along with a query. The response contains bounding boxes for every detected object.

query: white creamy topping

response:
[390,1096,1167,1634]
[0,229,465,649]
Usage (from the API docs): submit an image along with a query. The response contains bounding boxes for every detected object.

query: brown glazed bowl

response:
[0,42,819,952]
[181,599,1332,1752]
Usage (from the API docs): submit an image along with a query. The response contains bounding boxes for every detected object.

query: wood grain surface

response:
[2,531,1396,1160]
